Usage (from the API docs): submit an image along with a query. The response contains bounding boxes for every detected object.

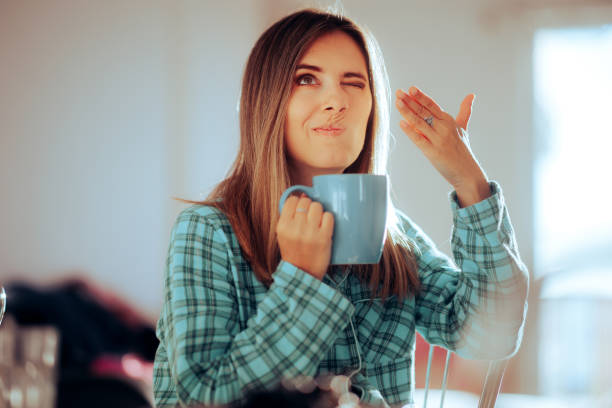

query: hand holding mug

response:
[276,194,334,280]
[279,174,388,267]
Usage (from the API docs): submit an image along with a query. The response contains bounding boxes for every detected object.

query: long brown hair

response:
[176,8,420,300]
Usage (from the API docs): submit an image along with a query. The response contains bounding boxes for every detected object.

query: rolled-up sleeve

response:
[153,209,355,407]
[403,181,529,360]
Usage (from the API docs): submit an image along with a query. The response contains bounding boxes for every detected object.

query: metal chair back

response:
[422,345,510,408]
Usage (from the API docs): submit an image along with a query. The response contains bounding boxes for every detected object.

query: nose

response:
[322,84,349,113]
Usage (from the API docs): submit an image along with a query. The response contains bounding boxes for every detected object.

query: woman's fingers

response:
[399,120,432,152]
[294,196,312,219]
[402,87,445,118]
[398,91,434,120]
[395,97,438,141]
[320,211,334,237]
[280,195,299,221]
[306,201,324,226]
[455,94,475,131]
[290,196,329,232]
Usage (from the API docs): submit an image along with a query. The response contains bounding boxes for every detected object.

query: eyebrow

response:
[295,64,367,81]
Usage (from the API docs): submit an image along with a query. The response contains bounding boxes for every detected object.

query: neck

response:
[289,166,345,186]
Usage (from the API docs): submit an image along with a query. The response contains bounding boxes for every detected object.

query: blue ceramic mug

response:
[279,174,388,265]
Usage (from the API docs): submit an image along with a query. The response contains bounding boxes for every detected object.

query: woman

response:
[153,8,529,408]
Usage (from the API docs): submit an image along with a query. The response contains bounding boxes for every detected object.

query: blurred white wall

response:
[0,1,170,319]
[0,0,262,320]
[1,0,611,394]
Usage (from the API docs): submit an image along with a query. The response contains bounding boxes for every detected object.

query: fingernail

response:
[409,87,418,96]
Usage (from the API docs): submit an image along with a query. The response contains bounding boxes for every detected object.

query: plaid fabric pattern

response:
[153,181,529,407]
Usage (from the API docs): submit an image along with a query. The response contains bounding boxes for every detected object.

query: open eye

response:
[296,74,317,86]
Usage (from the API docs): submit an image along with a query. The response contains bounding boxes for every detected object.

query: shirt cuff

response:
[449,180,505,233]
[272,260,355,319]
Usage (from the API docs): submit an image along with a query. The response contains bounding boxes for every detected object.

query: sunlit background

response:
[1,0,611,405]
[534,24,612,398]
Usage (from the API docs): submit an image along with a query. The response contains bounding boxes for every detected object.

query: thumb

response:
[455,93,475,130]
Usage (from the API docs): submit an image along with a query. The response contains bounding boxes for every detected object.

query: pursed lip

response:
[313,125,345,135]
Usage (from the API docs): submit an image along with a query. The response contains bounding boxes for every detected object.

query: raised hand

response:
[395,86,490,207]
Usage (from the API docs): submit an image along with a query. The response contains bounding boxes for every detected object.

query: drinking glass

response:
[0,286,6,326]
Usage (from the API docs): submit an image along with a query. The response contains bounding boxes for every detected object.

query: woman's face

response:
[284,30,373,185]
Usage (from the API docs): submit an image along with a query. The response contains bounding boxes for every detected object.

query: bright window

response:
[534,25,612,397]
[534,25,612,286]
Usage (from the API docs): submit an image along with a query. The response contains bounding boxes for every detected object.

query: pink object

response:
[90,353,153,386]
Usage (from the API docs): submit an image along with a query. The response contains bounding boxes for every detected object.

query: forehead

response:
[298,31,368,72]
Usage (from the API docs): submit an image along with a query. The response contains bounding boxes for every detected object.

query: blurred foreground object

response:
[1,279,157,407]
[0,286,6,326]
[0,315,59,408]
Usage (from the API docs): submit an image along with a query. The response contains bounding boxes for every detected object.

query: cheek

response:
[284,97,309,156]
[354,97,372,148]
[363,97,373,125]
[351,93,372,127]
[285,101,296,132]
[284,101,299,145]
[286,93,313,129]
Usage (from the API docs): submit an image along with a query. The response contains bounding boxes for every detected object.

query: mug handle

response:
[278,185,318,214]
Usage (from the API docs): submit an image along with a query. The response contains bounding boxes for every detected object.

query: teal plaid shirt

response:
[153,181,529,407]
